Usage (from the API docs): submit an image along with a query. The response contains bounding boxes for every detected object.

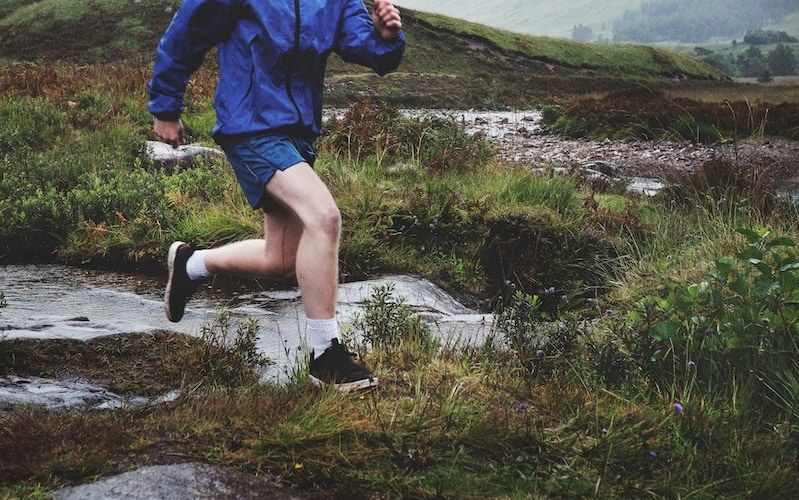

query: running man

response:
[147,0,405,391]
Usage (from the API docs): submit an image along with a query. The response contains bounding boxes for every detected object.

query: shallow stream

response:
[0,265,490,407]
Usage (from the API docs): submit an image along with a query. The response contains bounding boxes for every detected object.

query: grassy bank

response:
[3,233,799,497]
[2,68,799,497]
[1,2,799,497]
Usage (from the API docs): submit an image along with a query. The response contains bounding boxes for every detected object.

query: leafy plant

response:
[495,291,576,371]
[351,282,435,352]
[626,228,799,418]
[182,309,272,391]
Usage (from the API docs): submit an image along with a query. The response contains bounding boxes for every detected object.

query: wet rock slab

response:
[53,462,305,500]
[1,265,492,389]
[0,376,179,411]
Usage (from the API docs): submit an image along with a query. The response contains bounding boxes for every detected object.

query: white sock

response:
[306,318,338,359]
[185,249,211,281]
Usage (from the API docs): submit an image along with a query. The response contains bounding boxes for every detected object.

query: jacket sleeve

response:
[335,0,406,76]
[147,0,238,120]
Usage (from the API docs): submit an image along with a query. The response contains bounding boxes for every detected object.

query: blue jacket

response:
[147,0,405,138]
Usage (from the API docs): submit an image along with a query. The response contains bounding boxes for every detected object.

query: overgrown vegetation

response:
[2,1,799,497]
[541,87,799,142]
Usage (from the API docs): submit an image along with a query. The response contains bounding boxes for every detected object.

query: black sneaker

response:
[165,241,200,322]
[309,339,378,392]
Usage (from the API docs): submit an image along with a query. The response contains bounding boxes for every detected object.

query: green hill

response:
[396,0,644,39]
[0,0,727,108]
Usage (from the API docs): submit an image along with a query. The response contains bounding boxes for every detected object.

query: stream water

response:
[0,265,491,406]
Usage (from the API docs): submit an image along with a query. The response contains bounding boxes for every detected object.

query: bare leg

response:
[203,162,340,320]
[262,163,341,320]
[203,205,302,281]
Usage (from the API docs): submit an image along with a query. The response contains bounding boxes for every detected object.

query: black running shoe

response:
[165,241,199,322]
[309,339,378,392]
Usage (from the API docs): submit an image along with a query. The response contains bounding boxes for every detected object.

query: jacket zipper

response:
[286,0,303,125]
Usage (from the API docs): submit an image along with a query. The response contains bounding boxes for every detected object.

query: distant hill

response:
[0,0,728,108]
[396,0,643,39]
[612,0,799,43]
[396,0,799,43]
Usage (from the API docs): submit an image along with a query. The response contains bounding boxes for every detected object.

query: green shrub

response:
[414,116,494,175]
[495,291,576,371]
[540,104,560,126]
[0,98,68,156]
[351,282,435,352]
[672,115,722,144]
[623,228,799,420]
[182,309,272,391]
[67,90,114,128]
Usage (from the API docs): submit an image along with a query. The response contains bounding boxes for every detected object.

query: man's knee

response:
[309,205,342,242]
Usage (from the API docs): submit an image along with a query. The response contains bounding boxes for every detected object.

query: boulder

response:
[146,141,226,172]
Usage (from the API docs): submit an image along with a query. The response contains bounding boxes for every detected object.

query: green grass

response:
[0,6,797,496]
[411,10,727,80]
[2,304,798,497]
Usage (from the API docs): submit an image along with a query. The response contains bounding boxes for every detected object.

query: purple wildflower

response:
[536,349,545,358]
[517,402,528,413]
[673,402,684,415]
[649,450,658,459]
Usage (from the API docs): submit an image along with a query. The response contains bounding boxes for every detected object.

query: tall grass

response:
[1,50,798,498]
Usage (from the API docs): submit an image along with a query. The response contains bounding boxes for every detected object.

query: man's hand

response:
[153,118,185,149]
[372,0,402,41]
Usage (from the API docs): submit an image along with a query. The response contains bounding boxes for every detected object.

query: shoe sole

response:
[164,241,184,323]
[309,375,378,392]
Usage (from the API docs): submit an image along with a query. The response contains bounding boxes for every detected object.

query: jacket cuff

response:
[152,111,182,121]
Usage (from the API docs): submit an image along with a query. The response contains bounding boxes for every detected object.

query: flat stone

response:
[0,376,182,411]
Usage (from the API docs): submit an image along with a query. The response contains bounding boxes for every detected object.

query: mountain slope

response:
[0,1,725,79]
[396,0,644,39]
[0,1,727,109]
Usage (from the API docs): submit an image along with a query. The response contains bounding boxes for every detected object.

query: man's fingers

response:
[373,0,402,35]
[153,119,184,149]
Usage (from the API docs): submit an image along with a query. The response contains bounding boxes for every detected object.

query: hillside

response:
[612,0,799,43]
[395,0,644,39]
[0,0,728,109]
[398,0,799,43]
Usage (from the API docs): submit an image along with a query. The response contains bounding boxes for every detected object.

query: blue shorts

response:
[215,133,317,211]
